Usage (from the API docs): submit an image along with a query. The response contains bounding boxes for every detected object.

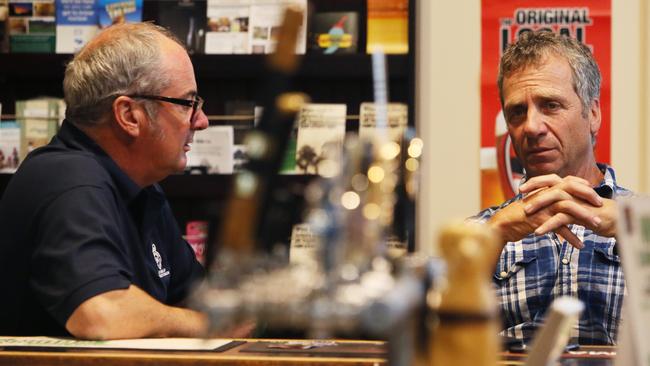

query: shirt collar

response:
[594,163,616,199]
[56,119,143,203]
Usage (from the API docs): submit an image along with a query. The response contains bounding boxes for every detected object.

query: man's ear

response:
[112,96,145,138]
[588,98,601,140]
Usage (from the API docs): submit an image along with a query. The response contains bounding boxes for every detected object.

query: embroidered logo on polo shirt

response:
[151,243,170,278]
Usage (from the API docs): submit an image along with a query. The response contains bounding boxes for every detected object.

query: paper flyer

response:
[289,223,320,267]
[205,0,249,54]
[248,0,306,54]
[295,103,346,175]
[186,125,234,174]
[55,0,98,53]
[358,102,408,143]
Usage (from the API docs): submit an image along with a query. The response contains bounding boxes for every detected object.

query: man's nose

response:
[192,109,209,130]
[522,106,547,137]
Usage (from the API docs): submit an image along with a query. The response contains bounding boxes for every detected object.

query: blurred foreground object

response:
[430,222,501,366]
[193,132,433,366]
[525,296,584,366]
[614,196,650,366]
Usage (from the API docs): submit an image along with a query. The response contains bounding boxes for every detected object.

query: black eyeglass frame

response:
[127,94,204,122]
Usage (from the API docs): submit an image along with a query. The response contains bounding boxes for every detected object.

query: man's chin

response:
[524,163,559,178]
[174,157,188,174]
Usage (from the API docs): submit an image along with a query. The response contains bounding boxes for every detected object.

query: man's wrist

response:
[487,212,510,244]
[168,307,209,337]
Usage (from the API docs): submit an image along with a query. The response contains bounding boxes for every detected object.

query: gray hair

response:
[497,30,601,118]
[63,22,185,127]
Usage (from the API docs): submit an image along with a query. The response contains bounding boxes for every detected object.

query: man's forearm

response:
[66,285,207,340]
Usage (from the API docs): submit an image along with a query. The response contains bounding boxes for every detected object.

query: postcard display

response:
[294,103,346,175]
[205,0,306,55]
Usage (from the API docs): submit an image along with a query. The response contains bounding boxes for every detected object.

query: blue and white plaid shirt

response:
[473,164,631,345]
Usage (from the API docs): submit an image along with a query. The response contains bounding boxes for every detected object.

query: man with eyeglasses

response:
[0,23,252,339]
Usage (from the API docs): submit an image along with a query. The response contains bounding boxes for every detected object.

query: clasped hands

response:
[489,174,617,249]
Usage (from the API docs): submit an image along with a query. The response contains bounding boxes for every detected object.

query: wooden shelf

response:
[0,54,72,80]
[0,54,409,80]
[191,54,409,79]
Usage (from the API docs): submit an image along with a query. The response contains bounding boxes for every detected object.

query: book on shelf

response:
[224,100,256,171]
[366,0,408,54]
[204,0,248,54]
[97,0,142,28]
[308,11,358,54]
[295,103,346,174]
[186,125,234,174]
[55,0,99,54]
[157,0,206,54]
[8,0,56,53]
[0,0,8,52]
[248,0,306,54]
[15,97,64,160]
[358,102,408,143]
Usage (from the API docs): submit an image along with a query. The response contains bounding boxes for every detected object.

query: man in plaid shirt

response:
[474,31,630,345]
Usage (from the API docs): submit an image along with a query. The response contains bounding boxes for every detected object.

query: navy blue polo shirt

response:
[0,120,204,336]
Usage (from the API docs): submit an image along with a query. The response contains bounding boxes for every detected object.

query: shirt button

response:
[562,258,570,265]
[500,271,508,278]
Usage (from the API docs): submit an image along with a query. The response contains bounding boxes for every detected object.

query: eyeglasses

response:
[128,94,204,122]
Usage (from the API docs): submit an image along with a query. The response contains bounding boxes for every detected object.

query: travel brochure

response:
[1,0,400,55]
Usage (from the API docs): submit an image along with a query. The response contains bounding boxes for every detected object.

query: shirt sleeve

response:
[30,185,133,326]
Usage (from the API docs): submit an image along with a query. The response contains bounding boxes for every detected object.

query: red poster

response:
[480,1,611,208]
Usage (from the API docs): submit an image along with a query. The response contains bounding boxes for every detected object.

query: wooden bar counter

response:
[0,339,387,366]
[0,339,617,366]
